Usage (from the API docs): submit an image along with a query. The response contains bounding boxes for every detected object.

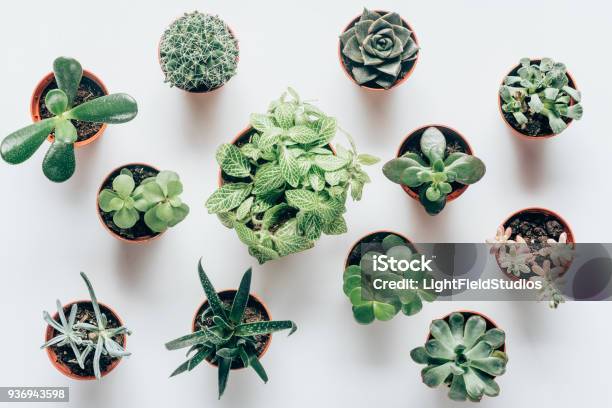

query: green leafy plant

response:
[1,57,138,182]
[41,272,131,379]
[383,127,485,215]
[98,168,189,233]
[500,58,583,134]
[343,233,435,324]
[205,88,378,263]
[165,260,297,399]
[340,8,419,88]
[159,11,239,91]
[410,312,508,402]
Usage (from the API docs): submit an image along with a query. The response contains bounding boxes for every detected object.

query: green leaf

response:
[206,183,253,214]
[42,141,75,182]
[287,125,319,144]
[250,114,275,131]
[249,353,269,383]
[144,206,168,232]
[67,93,138,124]
[54,119,77,144]
[113,207,139,229]
[45,89,69,115]
[420,127,446,163]
[322,216,347,235]
[253,164,284,195]
[258,127,283,150]
[155,170,179,195]
[279,147,301,187]
[464,315,486,349]
[285,189,319,211]
[168,203,189,227]
[217,357,231,399]
[262,203,290,230]
[357,153,380,165]
[156,202,174,222]
[229,268,252,325]
[273,233,313,256]
[1,118,56,164]
[430,319,457,349]
[53,57,82,107]
[235,196,254,221]
[352,303,375,324]
[165,329,218,350]
[313,154,349,171]
[297,211,322,240]
[372,301,397,321]
[113,174,135,198]
[219,144,251,178]
[422,362,453,387]
[98,189,119,212]
[142,182,165,203]
[317,117,337,142]
[235,320,297,337]
[308,167,326,191]
[448,374,468,401]
[197,259,227,320]
[274,103,295,129]
[446,155,486,185]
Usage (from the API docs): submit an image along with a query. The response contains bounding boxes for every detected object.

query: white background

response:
[0,0,610,407]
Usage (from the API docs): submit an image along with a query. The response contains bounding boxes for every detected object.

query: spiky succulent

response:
[42,272,131,379]
[383,127,485,215]
[343,233,435,324]
[411,312,508,402]
[98,169,189,233]
[340,8,419,88]
[205,88,378,263]
[500,58,583,134]
[165,260,297,399]
[160,11,239,91]
[1,57,138,182]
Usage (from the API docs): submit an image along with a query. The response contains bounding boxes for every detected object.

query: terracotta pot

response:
[338,10,419,91]
[158,16,239,94]
[31,70,109,148]
[191,289,272,370]
[44,300,126,380]
[344,230,413,269]
[96,163,163,244]
[427,310,507,353]
[495,207,575,281]
[395,124,474,203]
[498,59,578,139]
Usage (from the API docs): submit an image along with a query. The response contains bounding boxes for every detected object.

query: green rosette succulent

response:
[340,8,419,89]
[411,312,508,402]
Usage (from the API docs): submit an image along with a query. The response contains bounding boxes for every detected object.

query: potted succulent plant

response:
[410,311,508,402]
[1,57,138,182]
[159,11,239,93]
[42,272,131,380]
[165,260,297,399]
[487,207,575,308]
[343,231,435,324]
[499,58,583,138]
[339,8,419,90]
[205,88,379,263]
[383,125,486,215]
[97,164,189,243]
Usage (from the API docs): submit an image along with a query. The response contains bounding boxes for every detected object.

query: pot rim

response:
[343,229,413,270]
[44,299,126,380]
[96,162,164,244]
[31,69,109,148]
[338,10,419,92]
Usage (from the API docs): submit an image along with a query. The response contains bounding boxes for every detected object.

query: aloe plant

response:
[165,260,296,399]
[410,312,508,402]
[1,57,138,182]
[383,127,485,215]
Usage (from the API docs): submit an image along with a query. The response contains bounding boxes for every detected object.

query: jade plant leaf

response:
[45,89,69,115]
[1,118,56,164]
[42,141,75,182]
[53,56,82,107]
[67,94,138,124]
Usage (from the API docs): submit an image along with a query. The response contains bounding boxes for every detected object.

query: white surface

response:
[0,0,610,407]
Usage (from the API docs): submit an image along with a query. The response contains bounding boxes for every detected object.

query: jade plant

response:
[205,88,379,263]
[410,312,508,402]
[98,168,189,233]
[383,127,486,215]
[159,11,239,91]
[343,233,435,324]
[1,57,138,182]
[500,58,583,135]
[340,8,419,88]
[165,260,297,399]
[42,272,131,379]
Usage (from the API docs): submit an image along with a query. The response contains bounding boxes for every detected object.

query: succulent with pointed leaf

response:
[165,260,296,399]
[1,57,138,182]
[411,312,508,402]
[41,301,91,369]
[383,127,485,215]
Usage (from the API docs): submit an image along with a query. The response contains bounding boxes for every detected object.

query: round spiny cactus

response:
[159,11,239,92]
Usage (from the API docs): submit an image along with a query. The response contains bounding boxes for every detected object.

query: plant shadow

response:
[180,89,226,148]
[112,239,163,287]
[510,132,548,190]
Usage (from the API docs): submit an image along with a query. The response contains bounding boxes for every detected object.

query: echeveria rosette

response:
[383,127,485,215]
[343,234,435,324]
[500,58,583,135]
[411,313,508,402]
[340,9,419,89]
[1,57,138,182]
[98,169,143,229]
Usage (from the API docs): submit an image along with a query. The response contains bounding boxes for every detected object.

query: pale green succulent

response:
[340,8,419,88]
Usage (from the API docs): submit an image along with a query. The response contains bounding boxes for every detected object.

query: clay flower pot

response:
[498,58,578,139]
[427,310,506,353]
[395,124,474,203]
[31,70,109,147]
[344,230,413,269]
[97,163,163,244]
[191,289,272,370]
[44,300,126,380]
[338,10,419,91]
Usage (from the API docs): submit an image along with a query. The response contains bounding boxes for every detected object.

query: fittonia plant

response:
[410,312,508,402]
[42,272,131,379]
[340,8,419,88]
[159,11,239,91]
[343,233,435,324]
[1,57,138,182]
[98,169,189,232]
[383,127,486,215]
[500,58,583,134]
[205,88,379,263]
[165,260,297,399]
